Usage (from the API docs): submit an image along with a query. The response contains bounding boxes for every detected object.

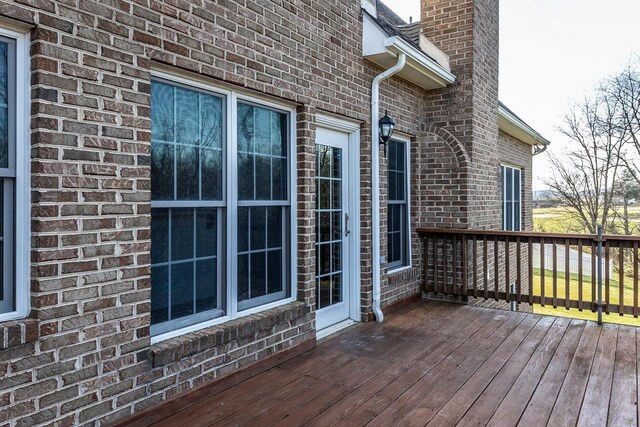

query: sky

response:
[386,0,640,190]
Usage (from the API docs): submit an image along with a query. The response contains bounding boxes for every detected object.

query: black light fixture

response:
[378,110,395,156]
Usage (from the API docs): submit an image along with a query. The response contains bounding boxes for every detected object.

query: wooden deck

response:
[122,302,640,426]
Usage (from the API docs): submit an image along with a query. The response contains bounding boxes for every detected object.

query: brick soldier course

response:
[0,0,546,425]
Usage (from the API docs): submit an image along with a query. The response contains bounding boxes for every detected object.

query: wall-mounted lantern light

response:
[378,110,395,157]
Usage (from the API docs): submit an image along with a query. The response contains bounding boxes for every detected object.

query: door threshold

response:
[316,319,357,341]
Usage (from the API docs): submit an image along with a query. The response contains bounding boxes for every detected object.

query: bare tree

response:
[605,60,640,185]
[612,169,640,235]
[545,93,626,234]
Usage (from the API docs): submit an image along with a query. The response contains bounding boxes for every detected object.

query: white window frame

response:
[501,164,522,232]
[387,135,411,272]
[0,27,29,323]
[150,70,297,343]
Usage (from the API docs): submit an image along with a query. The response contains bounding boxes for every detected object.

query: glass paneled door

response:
[315,127,351,331]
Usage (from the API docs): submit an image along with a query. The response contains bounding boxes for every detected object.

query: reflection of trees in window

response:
[151,82,224,201]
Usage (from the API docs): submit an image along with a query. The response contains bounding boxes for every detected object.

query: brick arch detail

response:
[419,123,471,170]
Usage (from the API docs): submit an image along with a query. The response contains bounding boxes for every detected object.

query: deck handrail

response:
[417,228,640,321]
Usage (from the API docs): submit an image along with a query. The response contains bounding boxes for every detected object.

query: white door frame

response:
[315,114,361,330]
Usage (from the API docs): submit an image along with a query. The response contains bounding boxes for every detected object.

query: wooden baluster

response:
[444,237,449,294]
[606,240,610,315]
[552,240,558,308]
[433,235,438,294]
[565,240,570,310]
[591,241,596,312]
[517,237,522,304]
[619,242,624,316]
[505,236,511,304]
[634,241,638,318]
[483,236,488,300]
[494,238,499,302]
[453,235,458,295]
[473,235,478,298]
[578,240,583,312]
[462,235,468,297]
[540,238,545,307]
[528,239,533,305]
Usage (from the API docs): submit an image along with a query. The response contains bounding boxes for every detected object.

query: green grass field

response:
[533,205,640,234]
[531,206,640,325]
[531,268,640,326]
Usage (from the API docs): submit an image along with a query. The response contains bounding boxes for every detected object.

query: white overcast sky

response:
[386,0,640,190]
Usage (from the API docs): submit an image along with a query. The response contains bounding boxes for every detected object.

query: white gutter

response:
[371,53,406,323]
[384,36,456,85]
[498,104,550,155]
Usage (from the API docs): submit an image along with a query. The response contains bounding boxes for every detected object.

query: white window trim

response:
[0,27,30,323]
[388,134,411,272]
[149,70,297,344]
[501,164,522,232]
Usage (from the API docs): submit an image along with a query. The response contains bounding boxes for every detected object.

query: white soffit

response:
[363,14,456,90]
[498,104,551,148]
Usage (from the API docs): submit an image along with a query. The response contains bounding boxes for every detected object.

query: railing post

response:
[597,224,603,325]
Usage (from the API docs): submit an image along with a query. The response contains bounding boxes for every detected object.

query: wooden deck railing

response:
[417,227,640,320]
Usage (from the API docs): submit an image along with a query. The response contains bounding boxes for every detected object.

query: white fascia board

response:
[363,14,456,90]
[384,36,456,85]
[498,104,551,148]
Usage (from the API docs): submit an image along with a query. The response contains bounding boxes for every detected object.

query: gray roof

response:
[396,22,421,46]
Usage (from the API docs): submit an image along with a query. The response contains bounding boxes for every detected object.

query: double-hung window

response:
[387,138,410,269]
[0,28,28,322]
[150,75,294,338]
[502,165,522,231]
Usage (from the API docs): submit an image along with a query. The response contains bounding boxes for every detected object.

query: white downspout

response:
[371,53,406,322]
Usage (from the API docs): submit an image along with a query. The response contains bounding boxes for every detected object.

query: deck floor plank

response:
[546,321,601,427]
[607,325,637,427]
[113,303,640,427]
[430,315,556,427]
[405,314,541,427]
[576,324,618,427]
[516,319,587,426]
[366,311,524,427]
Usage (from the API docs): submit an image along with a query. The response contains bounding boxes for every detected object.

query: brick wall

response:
[0,0,536,424]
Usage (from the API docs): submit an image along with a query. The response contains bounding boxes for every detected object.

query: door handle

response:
[345,212,351,237]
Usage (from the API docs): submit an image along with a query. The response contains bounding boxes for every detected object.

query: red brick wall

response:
[0,0,534,424]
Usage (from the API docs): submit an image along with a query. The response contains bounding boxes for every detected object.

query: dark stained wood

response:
[553,241,558,308]
[517,319,586,426]
[505,236,511,304]
[416,227,640,242]
[112,303,640,427]
[494,238,499,302]
[576,324,618,427]
[457,316,559,427]
[546,321,600,426]
[608,326,637,426]
[422,315,544,426]
[473,235,478,298]
[444,237,449,294]
[110,337,316,427]
[453,236,458,294]
[462,235,468,296]
[578,241,583,311]
[516,237,522,303]
[565,240,571,310]
[606,241,611,314]
[592,241,597,311]
[620,244,625,316]
[635,242,639,318]
[541,238,546,307]
[483,237,488,300]
[528,238,533,305]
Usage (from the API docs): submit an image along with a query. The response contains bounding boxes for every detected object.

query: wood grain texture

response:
[111,302,640,427]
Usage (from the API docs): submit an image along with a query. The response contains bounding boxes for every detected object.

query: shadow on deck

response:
[115,301,640,426]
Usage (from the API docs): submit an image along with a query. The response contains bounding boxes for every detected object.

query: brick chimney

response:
[421,0,501,229]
